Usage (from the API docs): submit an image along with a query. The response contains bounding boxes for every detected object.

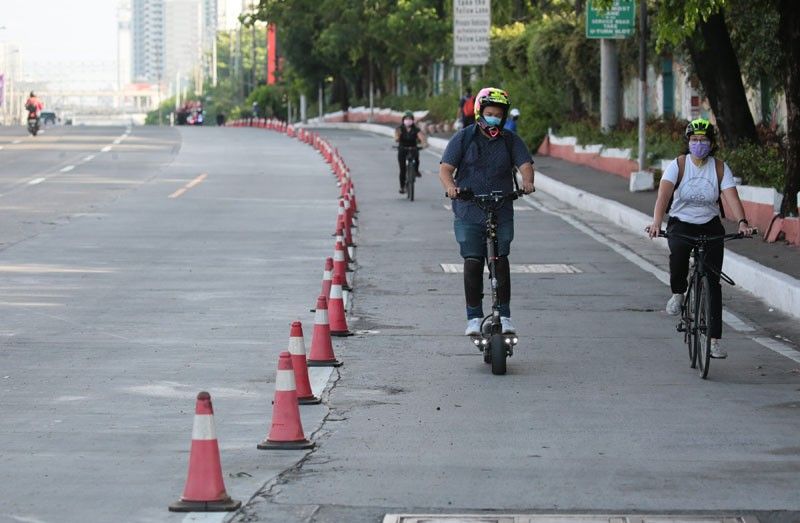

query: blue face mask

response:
[483,115,502,127]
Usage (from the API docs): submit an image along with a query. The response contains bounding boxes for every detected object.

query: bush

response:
[717,142,785,190]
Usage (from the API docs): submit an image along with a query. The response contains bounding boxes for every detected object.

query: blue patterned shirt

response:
[441,126,532,224]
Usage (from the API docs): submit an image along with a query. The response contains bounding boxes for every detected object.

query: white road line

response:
[101,146,112,152]
[60,165,75,173]
[521,194,800,362]
[753,337,800,364]
[0,146,5,150]
[28,178,46,185]
[113,138,121,145]
[83,155,95,162]
[12,139,21,144]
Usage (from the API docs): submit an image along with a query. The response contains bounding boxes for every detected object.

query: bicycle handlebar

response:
[650,228,758,241]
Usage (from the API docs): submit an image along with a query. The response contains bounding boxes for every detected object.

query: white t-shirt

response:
[663,156,736,224]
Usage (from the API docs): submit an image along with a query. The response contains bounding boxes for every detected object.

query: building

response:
[118,0,133,90]
[130,0,217,94]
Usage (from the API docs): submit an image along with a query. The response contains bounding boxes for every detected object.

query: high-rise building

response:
[130,0,217,91]
[132,0,165,83]
[118,0,133,89]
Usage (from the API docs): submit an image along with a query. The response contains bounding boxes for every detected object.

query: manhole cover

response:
[440,263,581,274]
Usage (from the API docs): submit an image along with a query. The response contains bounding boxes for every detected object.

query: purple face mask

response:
[689,141,711,159]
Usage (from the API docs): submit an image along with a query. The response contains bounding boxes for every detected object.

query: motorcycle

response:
[27,111,40,137]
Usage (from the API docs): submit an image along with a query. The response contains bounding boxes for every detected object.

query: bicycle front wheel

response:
[406,161,416,201]
[696,276,712,379]
[683,274,696,367]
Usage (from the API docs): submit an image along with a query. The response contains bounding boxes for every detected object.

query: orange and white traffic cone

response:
[257,352,315,450]
[333,240,351,290]
[288,321,320,405]
[336,229,353,265]
[307,295,343,366]
[328,274,352,337]
[320,257,333,303]
[169,392,241,512]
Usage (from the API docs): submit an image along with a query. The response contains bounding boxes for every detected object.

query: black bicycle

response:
[654,228,755,378]
[453,188,525,375]
[397,145,421,201]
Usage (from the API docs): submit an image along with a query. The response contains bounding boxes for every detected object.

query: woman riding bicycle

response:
[394,110,427,194]
[438,87,535,336]
[647,118,755,359]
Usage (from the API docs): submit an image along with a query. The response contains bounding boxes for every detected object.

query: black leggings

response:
[397,147,419,188]
[667,216,725,339]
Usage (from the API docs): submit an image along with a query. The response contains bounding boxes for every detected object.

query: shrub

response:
[717,142,785,190]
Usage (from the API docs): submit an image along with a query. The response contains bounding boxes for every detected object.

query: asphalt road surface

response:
[1,126,798,523]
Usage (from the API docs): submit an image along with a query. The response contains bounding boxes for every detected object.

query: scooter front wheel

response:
[489,334,506,375]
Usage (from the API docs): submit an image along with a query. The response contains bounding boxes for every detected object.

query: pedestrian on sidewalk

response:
[503,108,520,133]
[439,87,535,336]
[647,118,755,359]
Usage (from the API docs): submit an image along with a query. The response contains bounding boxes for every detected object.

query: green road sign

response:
[586,0,635,39]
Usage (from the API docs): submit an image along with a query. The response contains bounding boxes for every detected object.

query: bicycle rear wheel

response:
[696,276,712,379]
[406,160,416,201]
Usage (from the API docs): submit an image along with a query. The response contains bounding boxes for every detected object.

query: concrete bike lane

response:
[236,128,800,523]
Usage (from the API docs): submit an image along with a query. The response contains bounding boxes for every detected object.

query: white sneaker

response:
[710,339,727,359]
[500,317,516,334]
[666,293,683,315]
[465,318,482,336]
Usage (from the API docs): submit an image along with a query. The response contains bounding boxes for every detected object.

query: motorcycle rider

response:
[25,92,44,117]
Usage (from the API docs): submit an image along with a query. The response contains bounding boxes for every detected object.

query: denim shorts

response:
[453,218,514,258]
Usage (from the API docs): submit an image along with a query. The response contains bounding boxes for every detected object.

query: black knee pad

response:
[463,257,484,306]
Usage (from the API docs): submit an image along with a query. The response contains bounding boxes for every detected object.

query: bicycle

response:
[653,228,755,378]
[452,187,526,375]
[396,145,421,201]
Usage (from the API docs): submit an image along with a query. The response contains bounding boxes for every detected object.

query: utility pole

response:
[600,38,619,132]
[637,0,646,171]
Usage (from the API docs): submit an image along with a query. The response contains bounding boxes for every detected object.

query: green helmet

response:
[685,118,715,141]
[403,110,414,119]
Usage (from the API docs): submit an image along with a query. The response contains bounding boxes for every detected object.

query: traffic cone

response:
[328,274,352,337]
[257,352,315,450]
[169,392,241,512]
[336,229,352,264]
[307,295,343,366]
[288,321,320,405]
[320,257,333,303]
[333,240,351,290]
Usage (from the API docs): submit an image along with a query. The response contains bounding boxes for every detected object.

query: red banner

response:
[267,24,277,85]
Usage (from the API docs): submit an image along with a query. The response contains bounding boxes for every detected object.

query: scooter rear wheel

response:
[489,334,506,375]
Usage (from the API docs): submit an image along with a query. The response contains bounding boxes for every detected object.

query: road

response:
[1,125,798,523]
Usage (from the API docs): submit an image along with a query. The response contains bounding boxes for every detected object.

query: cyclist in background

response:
[647,118,754,359]
[394,110,428,194]
[438,87,535,336]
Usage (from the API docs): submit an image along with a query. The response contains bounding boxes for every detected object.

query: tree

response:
[778,0,800,215]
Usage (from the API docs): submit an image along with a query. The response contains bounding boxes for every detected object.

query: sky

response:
[1,0,119,65]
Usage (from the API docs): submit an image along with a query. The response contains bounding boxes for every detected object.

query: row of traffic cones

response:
[171,118,358,512]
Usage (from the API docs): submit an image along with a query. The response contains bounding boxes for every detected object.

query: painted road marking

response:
[113,138,121,144]
[60,165,75,173]
[12,139,21,144]
[28,178,46,185]
[101,146,112,152]
[0,146,4,150]
[521,194,800,363]
[440,263,581,274]
[169,174,208,198]
[83,155,95,162]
